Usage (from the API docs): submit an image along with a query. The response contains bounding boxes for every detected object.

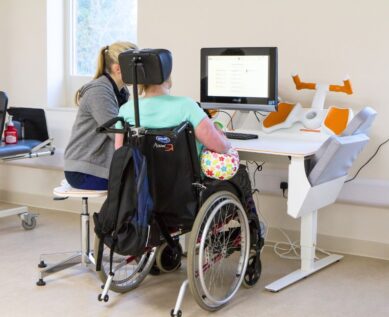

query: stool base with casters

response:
[0,205,38,230]
[36,182,107,286]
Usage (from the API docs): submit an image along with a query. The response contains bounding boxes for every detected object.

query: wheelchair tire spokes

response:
[187,191,250,312]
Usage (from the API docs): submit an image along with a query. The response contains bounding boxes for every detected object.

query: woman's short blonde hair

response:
[142,76,172,95]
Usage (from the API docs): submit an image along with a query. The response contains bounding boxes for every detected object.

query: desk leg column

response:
[300,210,317,272]
[265,209,343,292]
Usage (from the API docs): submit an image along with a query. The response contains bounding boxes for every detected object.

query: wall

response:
[138,0,389,181]
[0,0,86,213]
[137,0,389,258]
[0,0,47,107]
[46,0,66,107]
[0,1,5,77]
[0,0,388,259]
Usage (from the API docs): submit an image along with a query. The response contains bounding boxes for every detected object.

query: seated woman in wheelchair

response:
[114,69,262,241]
[114,76,231,155]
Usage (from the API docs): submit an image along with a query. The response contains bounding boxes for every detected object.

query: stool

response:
[36,181,107,286]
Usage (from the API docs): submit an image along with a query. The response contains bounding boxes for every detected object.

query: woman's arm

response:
[115,133,124,149]
[195,117,231,153]
[84,87,120,141]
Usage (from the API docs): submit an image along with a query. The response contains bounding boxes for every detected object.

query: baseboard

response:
[266,227,389,261]
[0,189,105,215]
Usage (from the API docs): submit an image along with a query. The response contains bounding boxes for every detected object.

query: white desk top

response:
[229,127,329,158]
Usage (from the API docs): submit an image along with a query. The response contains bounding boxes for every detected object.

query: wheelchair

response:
[94,49,263,316]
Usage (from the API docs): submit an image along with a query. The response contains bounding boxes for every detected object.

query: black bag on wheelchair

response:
[142,122,200,227]
[93,143,153,271]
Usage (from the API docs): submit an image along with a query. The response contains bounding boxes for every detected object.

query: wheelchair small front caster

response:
[36,278,46,286]
[242,251,262,288]
[98,294,109,302]
[38,260,47,268]
[170,308,182,317]
[156,242,182,273]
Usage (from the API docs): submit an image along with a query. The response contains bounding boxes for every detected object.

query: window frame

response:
[65,0,91,106]
[65,0,138,105]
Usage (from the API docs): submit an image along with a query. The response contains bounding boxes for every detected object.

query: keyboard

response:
[225,132,259,140]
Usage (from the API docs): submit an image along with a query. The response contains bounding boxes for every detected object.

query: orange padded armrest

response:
[329,79,353,95]
[323,107,350,135]
[292,75,316,90]
[263,103,295,128]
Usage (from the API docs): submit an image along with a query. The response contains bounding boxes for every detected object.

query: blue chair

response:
[0,92,54,229]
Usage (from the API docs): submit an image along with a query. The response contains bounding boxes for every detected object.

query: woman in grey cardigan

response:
[64,41,137,190]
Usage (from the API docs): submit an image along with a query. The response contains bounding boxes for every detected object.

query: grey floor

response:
[0,206,389,317]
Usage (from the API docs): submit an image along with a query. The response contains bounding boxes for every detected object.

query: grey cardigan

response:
[64,76,123,179]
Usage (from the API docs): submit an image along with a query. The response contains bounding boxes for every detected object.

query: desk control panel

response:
[225,132,258,140]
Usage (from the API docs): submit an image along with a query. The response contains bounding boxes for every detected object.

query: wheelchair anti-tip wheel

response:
[155,241,182,273]
[187,191,250,311]
[242,250,262,288]
[94,235,156,293]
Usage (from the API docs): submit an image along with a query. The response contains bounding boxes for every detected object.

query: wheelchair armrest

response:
[96,117,129,134]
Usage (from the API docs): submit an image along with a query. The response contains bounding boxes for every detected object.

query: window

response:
[70,0,137,76]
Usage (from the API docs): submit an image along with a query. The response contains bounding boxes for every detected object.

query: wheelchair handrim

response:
[197,197,250,306]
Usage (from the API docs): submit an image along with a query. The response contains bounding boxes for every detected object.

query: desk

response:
[229,128,343,292]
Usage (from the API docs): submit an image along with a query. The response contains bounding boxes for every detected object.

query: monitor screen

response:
[201,47,278,112]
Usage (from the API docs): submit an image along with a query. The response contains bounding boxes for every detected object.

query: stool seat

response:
[53,180,107,198]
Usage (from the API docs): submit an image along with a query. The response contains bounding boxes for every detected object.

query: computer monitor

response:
[200,47,278,112]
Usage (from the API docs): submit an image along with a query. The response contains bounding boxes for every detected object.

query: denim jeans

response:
[64,171,108,190]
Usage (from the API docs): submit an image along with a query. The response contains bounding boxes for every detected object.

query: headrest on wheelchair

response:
[119,48,172,85]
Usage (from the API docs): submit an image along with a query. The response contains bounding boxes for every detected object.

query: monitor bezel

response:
[200,47,278,111]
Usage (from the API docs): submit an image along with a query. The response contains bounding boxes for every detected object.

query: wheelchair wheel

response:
[187,191,250,311]
[155,241,182,273]
[94,235,156,293]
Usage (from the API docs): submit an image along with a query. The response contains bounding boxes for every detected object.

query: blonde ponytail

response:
[74,41,138,105]
[93,45,109,79]
[93,41,137,79]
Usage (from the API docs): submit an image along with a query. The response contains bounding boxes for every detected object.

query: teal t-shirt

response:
[117,95,207,155]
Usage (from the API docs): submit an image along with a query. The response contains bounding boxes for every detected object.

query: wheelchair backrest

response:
[142,121,201,227]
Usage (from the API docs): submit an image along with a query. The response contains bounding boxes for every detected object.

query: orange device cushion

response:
[323,107,350,135]
[263,103,295,128]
